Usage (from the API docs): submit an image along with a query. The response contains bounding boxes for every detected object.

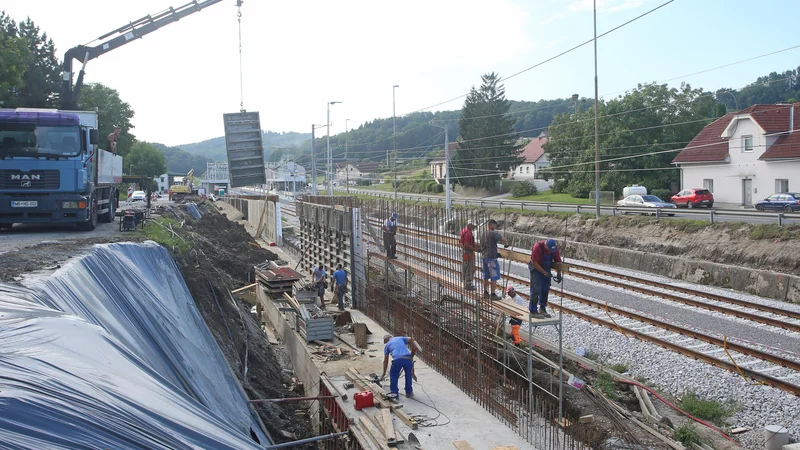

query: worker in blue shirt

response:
[332,264,347,311]
[381,334,417,398]
[312,264,326,307]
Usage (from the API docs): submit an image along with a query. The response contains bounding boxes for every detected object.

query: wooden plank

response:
[381,408,396,444]
[354,322,368,348]
[358,417,391,450]
[231,283,258,294]
[453,441,476,450]
[371,412,404,445]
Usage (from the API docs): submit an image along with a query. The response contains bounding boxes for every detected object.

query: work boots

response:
[540,306,552,318]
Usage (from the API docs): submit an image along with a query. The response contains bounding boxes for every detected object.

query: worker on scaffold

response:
[479,219,508,300]
[382,212,398,259]
[528,238,563,318]
[459,220,477,290]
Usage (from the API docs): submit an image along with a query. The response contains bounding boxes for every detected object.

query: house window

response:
[703,179,714,193]
[776,179,789,193]
[526,167,530,174]
[518,167,522,173]
[742,135,753,152]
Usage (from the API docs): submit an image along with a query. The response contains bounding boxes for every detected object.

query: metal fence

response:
[348,189,800,226]
[356,199,601,449]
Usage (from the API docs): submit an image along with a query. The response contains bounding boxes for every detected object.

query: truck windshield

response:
[0,123,82,158]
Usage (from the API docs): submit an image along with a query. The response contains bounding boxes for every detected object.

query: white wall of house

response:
[336,164,363,181]
[430,161,446,180]
[510,163,537,179]
[156,173,170,194]
[679,118,800,205]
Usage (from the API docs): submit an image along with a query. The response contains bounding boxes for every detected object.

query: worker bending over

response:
[506,286,525,346]
[528,238,562,318]
[381,334,417,398]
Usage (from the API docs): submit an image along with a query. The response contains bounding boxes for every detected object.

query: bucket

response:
[763,425,789,450]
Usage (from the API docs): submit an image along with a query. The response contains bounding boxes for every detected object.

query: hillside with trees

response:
[177,131,311,162]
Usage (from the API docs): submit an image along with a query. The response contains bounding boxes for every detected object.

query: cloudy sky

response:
[4,0,799,146]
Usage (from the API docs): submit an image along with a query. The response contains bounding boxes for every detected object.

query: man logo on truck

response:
[10,174,41,180]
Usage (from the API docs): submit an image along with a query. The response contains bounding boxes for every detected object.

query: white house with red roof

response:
[509,131,550,180]
[672,102,800,206]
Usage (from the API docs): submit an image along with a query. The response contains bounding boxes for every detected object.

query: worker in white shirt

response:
[382,212,398,259]
[506,286,525,346]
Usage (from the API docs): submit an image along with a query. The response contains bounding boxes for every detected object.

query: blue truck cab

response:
[0,109,122,231]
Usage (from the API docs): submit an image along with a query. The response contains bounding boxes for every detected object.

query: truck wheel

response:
[100,194,116,223]
[77,197,98,231]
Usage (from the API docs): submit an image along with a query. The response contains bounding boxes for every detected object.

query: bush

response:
[679,391,740,426]
[594,372,618,399]
[425,181,438,193]
[651,189,672,201]
[673,422,701,447]
[356,179,372,186]
[511,180,538,197]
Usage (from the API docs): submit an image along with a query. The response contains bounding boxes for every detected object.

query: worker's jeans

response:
[383,233,397,257]
[530,271,551,312]
[336,284,346,310]
[461,252,474,287]
[389,357,414,396]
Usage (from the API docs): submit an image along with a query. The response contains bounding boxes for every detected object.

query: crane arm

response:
[60,0,238,110]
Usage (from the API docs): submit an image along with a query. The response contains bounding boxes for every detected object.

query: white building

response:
[429,142,459,183]
[673,103,800,206]
[336,162,379,183]
[509,131,550,179]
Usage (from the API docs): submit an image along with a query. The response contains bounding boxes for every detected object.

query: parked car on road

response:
[671,188,714,208]
[131,190,146,202]
[755,193,800,212]
[617,195,676,216]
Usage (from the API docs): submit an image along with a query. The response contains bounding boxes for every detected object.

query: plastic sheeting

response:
[185,203,203,220]
[0,242,269,449]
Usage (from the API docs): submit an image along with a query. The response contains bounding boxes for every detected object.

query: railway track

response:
[353,216,800,395]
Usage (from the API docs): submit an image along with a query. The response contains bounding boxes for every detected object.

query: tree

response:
[78,82,136,156]
[127,142,167,179]
[0,12,29,107]
[543,83,715,197]
[453,73,522,189]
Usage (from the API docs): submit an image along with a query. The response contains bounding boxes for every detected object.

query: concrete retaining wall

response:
[246,199,282,246]
[564,239,800,303]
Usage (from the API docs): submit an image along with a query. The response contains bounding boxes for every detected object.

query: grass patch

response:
[139,218,191,254]
[608,363,629,373]
[679,391,740,426]
[594,371,618,399]
[673,422,701,447]
[511,190,594,204]
[750,224,790,240]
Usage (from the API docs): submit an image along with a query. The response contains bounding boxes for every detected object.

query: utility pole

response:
[593,0,601,218]
[392,85,399,201]
[345,118,350,194]
[327,101,342,196]
[311,125,317,196]
[431,121,450,222]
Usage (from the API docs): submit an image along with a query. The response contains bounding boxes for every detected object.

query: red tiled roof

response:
[519,133,548,163]
[672,113,734,163]
[760,103,800,159]
[356,162,379,173]
[746,103,797,133]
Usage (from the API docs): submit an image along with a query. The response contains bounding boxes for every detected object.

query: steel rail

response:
[387,241,800,395]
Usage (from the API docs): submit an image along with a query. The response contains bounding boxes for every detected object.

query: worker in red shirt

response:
[528,238,563,318]
[459,220,477,290]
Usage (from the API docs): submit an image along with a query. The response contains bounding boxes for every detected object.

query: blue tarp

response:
[0,242,269,449]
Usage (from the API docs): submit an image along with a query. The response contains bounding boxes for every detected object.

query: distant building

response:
[266,161,307,187]
[429,142,459,183]
[336,162,379,182]
[509,131,550,179]
[672,102,800,206]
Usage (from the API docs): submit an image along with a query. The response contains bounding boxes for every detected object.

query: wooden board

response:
[381,408,396,444]
[372,412,404,445]
[358,417,391,450]
[453,441,476,450]
[354,322,368,348]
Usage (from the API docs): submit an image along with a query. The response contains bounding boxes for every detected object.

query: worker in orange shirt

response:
[459,220,477,290]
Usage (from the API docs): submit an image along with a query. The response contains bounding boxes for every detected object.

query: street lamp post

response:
[327,101,342,196]
[431,121,450,222]
[345,118,350,194]
[392,85,399,201]
[593,0,601,218]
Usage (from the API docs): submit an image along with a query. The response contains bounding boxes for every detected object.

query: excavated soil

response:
[492,212,800,277]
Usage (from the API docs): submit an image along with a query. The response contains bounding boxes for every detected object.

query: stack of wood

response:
[311,340,349,361]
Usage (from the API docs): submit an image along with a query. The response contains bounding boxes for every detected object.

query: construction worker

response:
[528,238,563,318]
[459,220,477,290]
[332,264,347,311]
[506,286,525,346]
[312,263,327,307]
[381,334,416,398]
[479,219,508,300]
[382,212,398,259]
[107,125,121,153]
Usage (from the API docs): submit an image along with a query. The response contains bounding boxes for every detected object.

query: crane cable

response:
[237,2,245,112]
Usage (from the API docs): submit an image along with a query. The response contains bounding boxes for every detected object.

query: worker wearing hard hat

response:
[528,238,563,318]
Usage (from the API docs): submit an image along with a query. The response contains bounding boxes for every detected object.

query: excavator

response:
[169,169,198,201]
[60,0,243,110]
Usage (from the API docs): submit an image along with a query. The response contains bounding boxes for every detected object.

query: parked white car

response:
[131,190,146,202]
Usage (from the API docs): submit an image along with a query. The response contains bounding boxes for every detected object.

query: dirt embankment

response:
[489,212,800,301]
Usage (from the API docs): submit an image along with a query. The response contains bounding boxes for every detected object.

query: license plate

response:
[11,201,38,208]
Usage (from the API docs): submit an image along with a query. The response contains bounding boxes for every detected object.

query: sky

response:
[3,0,800,147]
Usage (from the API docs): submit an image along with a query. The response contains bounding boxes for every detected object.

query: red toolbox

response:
[353,391,374,410]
